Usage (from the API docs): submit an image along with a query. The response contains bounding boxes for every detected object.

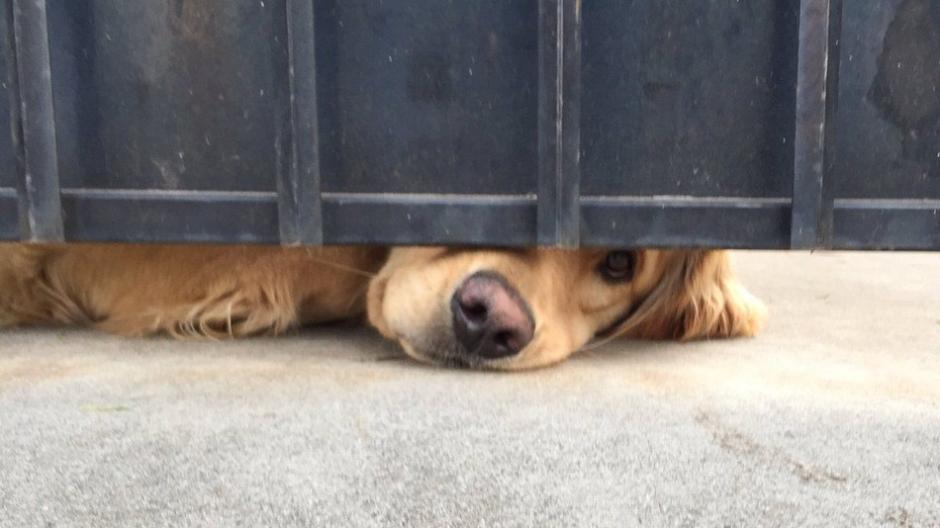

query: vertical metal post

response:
[537,0,581,247]
[278,0,323,245]
[8,0,63,241]
[791,0,836,249]
[818,0,842,249]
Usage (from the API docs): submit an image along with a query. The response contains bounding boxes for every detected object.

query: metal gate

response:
[1,0,938,249]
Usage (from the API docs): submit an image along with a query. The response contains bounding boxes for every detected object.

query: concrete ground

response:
[1,251,939,528]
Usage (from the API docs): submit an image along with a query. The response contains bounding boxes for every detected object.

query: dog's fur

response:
[0,244,765,370]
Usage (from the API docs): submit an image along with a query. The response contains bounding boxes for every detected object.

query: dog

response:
[0,244,765,370]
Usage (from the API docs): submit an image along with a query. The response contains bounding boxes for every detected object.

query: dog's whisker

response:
[579,335,619,353]
[579,322,637,353]
[343,283,370,314]
[303,249,377,278]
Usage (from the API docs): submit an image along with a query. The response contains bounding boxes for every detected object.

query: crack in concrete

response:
[695,410,848,484]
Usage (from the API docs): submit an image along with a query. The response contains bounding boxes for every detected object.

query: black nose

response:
[450,271,535,360]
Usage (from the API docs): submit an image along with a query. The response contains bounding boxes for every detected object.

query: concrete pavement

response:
[1,251,939,527]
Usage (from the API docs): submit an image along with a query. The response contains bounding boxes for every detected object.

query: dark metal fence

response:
[1,0,938,249]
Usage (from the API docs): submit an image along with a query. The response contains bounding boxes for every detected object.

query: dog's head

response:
[367,248,765,370]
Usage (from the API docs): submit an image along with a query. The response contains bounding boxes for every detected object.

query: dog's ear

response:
[622,250,766,341]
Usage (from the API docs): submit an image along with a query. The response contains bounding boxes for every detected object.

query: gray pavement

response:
[1,251,939,527]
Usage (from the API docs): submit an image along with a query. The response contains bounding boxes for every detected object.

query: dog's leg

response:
[1,244,386,338]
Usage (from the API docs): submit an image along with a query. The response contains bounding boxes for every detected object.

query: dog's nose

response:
[451,271,535,359]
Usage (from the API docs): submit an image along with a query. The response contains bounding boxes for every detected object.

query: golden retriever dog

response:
[0,244,765,370]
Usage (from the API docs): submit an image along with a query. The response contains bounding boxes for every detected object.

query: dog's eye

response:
[599,251,636,282]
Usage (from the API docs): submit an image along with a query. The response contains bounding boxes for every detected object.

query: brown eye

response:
[599,251,636,282]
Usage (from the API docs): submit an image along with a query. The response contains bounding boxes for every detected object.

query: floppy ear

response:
[622,250,766,341]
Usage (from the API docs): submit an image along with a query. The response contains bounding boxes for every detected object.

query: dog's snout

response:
[450,271,535,360]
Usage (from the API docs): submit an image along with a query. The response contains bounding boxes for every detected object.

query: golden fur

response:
[0,244,764,370]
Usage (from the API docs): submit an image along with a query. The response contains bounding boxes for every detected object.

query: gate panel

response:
[315,0,539,196]
[833,0,940,201]
[48,1,286,193]
[581,1,799,198]
[831,0,940,249]
[579,1,799,248]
